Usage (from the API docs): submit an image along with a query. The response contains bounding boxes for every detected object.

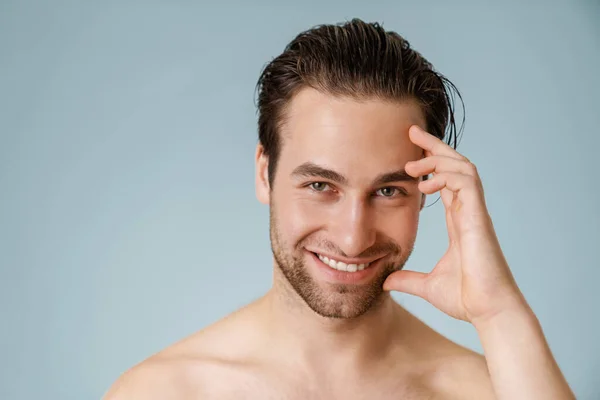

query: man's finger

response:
[418,172,482,196]
[406,155,478,178]
[409,125,467,161]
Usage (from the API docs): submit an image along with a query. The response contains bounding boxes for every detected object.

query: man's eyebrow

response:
[291,162,348,185]
[372,169,419,186]
[291,162,418,186]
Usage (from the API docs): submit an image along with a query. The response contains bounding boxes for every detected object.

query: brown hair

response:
[255,18,464,187]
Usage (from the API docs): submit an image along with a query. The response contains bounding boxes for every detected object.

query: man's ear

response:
[255,144,270,205]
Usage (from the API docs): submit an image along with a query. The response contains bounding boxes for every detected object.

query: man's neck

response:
[257,272,410,376]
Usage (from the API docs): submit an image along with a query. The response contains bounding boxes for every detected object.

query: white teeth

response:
[336,261,347,272]
[317,253,371,273]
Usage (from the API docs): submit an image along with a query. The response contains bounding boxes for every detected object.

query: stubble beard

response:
[269,207,413,319]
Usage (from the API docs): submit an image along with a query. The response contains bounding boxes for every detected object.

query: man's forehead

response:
[278,90,422,164]
[281,88,426,147]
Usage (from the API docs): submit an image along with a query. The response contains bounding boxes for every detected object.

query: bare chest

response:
[199,365,441,400]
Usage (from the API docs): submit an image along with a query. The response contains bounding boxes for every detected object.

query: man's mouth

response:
[313,252,374,273]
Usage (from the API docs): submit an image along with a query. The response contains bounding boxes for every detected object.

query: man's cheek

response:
[378,208,420,240]
[281,201,326,243]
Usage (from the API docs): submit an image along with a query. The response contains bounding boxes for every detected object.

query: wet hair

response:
[255,18,464,187]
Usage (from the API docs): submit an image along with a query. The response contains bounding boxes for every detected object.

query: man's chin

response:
[306,294,385,319]
[300,279,388,319]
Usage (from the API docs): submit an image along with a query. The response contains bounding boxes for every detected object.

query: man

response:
[105,19,574,399]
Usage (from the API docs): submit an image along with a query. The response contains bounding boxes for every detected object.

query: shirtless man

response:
[105,19,575,399]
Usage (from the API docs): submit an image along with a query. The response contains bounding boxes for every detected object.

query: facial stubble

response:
[269,206,414,319]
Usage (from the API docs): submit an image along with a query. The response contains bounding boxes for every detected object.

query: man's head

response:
[254,19,462,319]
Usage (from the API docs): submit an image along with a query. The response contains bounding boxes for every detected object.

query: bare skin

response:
[105,294,493,399]
[105,87,573,399]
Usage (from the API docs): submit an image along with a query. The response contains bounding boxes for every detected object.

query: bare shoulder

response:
[427,338,495,399]
[397,310,495,399]
[102,354,201,400]
[103,303,265,400]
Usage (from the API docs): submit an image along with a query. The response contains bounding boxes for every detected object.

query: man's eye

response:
[309,182,330,192]
[376,187,404,197]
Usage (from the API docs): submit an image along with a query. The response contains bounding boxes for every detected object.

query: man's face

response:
[256,88,426,319]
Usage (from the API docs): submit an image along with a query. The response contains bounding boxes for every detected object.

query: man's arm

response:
[474,302,575,399]
[383,125,575,399]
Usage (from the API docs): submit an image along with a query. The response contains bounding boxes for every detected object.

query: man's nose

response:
[329,197,376,258]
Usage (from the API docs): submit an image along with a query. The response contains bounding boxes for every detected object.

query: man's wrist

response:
[471,295,536,333]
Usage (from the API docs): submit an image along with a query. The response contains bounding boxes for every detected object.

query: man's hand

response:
[383,125,575,400]
[383,124,526,324]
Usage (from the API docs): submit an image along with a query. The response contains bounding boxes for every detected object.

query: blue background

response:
[1,1,599,398]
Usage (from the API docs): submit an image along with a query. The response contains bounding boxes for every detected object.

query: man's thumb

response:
[383,270,429,299]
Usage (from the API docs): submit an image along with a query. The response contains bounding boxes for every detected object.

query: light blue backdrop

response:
[1,1,598,399]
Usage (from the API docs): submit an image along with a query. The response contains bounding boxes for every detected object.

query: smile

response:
[314,253,373,273]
